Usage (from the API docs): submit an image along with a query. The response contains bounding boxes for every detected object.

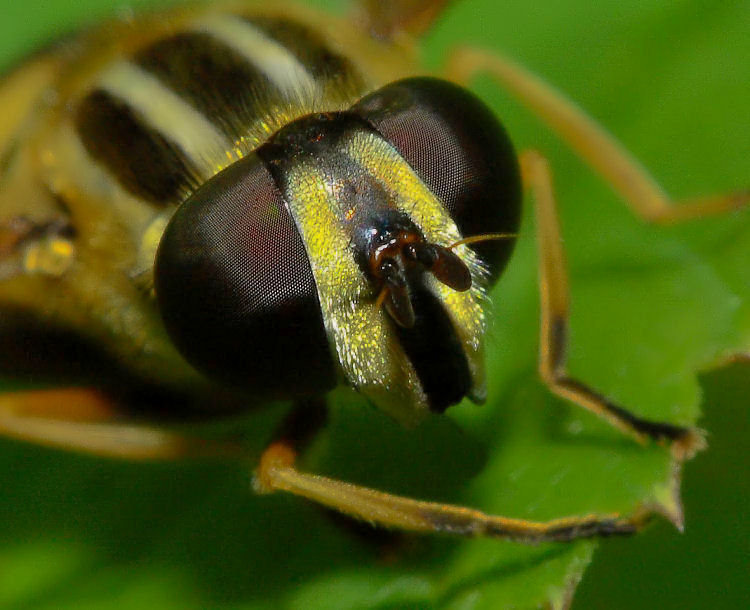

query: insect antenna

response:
[447,232,518,250]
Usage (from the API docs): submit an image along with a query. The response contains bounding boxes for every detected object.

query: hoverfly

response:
[0,0,747,601]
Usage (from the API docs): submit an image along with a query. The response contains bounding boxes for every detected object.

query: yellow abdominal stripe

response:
[97,61,235,176]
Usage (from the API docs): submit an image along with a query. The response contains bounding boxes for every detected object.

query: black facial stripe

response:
[244,16,363,87]
[76,89,199,204]
[395,282,472,413]
[257,111,367,185]
[134,32,277,140]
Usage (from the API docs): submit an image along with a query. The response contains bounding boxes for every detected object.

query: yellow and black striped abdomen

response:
[70,9,369,212]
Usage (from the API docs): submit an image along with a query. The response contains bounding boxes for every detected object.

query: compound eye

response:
[352,77,522,284]
[154,153,336,398]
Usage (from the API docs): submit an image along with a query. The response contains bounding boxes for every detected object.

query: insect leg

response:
[0,387,242,460]
[354,0,453,39]
[255,398,645,542]
[521,149,706,460]
[445,47,748,223]
[255,442,644,542]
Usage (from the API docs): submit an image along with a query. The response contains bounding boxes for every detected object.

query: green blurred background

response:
[0,1,748,608]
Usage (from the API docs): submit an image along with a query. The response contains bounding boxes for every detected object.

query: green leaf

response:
[0,1,747,609]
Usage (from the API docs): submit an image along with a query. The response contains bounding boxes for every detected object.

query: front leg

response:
[0,387,242,460]
[254,399,645,543]
[521,149,706,460]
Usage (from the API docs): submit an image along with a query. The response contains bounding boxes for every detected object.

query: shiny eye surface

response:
[352,77,522,284]
[154,153,336,398]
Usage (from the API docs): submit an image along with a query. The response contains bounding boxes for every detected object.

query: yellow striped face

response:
[280,127,490,424]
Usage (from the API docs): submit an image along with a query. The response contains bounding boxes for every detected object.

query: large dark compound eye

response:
[154,154,336,399]
[352,77,522,285]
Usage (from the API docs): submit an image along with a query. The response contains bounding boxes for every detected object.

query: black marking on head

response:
[395,282,473,413]
[134,32,277,140]
[76,89,198,204]
[257,111,368,182]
